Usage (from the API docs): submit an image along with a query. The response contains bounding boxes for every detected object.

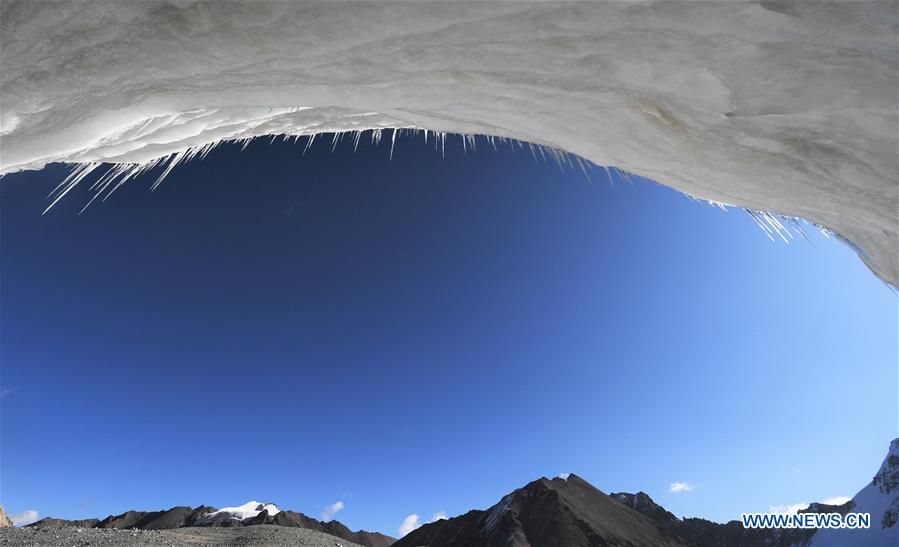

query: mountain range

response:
[394,438,897,547]
[26,502,394,547]
[23,439,898,546]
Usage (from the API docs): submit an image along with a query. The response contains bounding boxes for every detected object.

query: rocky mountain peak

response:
[610,491,681,528]
[873,438,899,495]
[0,505,13,528]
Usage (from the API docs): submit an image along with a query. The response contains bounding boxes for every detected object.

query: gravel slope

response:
[1,524,365,546]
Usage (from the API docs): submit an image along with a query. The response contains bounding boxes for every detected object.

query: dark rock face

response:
[610,493,854,547]
[799,501,854,517]
[26,517,101,529]
[874,440,899,530]
[95,510,146,529]
[95,506,214,530]
[610,492,681,529]
[247,510,394,547]
[671,517,806,547]
[394,474,689,547]
[874,451,899,495]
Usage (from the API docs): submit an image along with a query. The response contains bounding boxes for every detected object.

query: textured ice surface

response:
[1,1,896,284]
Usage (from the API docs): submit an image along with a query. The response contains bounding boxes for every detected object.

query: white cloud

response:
[399,510,448,536]
[557,473,571,480]
[822,496,851,506]
[769,503,810,515]
[321,500,344,521]
[399,514,420,536]
[669,482,694,494]
[11,510,39,526]
[769,496,851,515]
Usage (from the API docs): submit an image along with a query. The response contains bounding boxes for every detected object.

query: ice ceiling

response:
[1,1,896,285]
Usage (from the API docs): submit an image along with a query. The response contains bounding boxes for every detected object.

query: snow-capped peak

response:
[811,438,899,545]
[199,501,280,525]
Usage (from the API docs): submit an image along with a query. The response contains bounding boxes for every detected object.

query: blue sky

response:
[1,134,896,536]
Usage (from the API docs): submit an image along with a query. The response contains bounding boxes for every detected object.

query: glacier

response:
[0,1,896,284]
[198,502,281,525]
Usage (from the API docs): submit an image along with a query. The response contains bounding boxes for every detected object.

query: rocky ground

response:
[0,524,364,546]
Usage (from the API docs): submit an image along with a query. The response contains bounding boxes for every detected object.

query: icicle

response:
[303,133,317,155]
[389,128,398,160]
[43,127,823,257]
[43,163,101,213]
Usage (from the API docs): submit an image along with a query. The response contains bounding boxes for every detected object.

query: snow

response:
[199,502,280,525]
[811,439,899,546]
[1,2,896,285]
[482,493,514,533]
